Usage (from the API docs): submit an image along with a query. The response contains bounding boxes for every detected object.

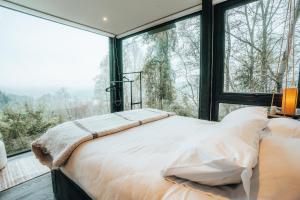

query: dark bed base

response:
[51,170,92,200]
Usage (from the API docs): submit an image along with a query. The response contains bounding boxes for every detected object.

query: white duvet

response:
[32,108,173,168]
[61,116,249,200]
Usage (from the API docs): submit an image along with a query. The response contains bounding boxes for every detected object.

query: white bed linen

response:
[61,116,250,200]
[162,108,267,197]
[267,118,300,138]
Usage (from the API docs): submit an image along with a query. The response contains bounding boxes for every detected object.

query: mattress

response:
[61,116,247,200]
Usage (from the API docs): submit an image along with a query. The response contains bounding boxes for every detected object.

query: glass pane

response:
[218,103,250,121]
[224,0,300,93]
[122,15,201,117]
[218,103,271,121]
[0,7,110,155]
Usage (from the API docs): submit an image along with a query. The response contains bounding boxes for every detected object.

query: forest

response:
[123,15,201,117]
[225,0,300,94]
[220,0,300,118]
[123,0,300,119]
[0,86,110,155]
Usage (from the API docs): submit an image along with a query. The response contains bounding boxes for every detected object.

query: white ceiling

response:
[4,0,202,37]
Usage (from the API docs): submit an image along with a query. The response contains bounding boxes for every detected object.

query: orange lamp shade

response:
[281,87,298,116]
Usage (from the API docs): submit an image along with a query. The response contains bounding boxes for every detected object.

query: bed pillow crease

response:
[162,107,268,198]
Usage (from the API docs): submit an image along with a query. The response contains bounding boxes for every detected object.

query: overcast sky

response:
[0,6,109,97]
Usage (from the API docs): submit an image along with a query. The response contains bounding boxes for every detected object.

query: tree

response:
[173,16,201,112]
[220,0,300,118]
[121,16,201,117]
[142,30,176,109]
[94,55,110,114]
[224,0,300,93]
[277,0,300,90]
[0,103,59,154]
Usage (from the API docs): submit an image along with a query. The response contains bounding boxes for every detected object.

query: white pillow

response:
[250,136,300,200]
[267,118,300,138]
[222,106,267,125]
[162,107,268,197]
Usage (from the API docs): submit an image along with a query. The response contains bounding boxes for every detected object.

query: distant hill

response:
[0,91,10,109]
[0,91,33,110]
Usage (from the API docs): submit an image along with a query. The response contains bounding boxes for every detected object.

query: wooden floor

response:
[0,173,54,200]
[0,152,49,191]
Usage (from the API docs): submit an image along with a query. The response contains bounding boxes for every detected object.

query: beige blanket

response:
[32,108,174,169]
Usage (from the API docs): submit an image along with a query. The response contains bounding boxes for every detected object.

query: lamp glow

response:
[281,87,298,116]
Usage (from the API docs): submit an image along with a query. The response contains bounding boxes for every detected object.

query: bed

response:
[32,108,300,200]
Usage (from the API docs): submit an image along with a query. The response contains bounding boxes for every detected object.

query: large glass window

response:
[215,0,300,120]
[0,7,110,155]
[224,0,300,93]
[122,15,200,117]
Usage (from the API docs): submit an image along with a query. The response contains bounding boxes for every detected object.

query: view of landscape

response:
[221,0,300,117]
[0,7,110,155]
[122,0,300,119]
[224,0,300,93]
[123,15,201,118]
[1,0,300,155]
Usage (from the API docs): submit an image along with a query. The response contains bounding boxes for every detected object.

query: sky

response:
[0,6,109,97]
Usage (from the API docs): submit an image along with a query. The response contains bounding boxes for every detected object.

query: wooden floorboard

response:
[0,152,49,191]
[0,173,54,200]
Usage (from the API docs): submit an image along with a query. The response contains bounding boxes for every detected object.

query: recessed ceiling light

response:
[102,17,108,22]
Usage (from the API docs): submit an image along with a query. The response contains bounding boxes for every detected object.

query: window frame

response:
[119,12,201,41]
[211,0,300,120]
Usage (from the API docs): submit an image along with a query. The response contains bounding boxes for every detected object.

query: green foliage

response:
[122,16,201,117]
[0,103,59,155]
[142,31,176,109]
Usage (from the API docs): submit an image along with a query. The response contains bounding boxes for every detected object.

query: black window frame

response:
[211,0,300,121]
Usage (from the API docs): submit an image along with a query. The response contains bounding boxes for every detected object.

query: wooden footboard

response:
[51,170,92,200]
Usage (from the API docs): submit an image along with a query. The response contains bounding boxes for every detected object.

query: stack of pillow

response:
[162,107,300,200]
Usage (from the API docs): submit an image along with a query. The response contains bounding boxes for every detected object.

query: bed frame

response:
[51,170,92,200]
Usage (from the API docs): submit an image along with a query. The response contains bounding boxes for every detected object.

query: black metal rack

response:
[106,71,143,110]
